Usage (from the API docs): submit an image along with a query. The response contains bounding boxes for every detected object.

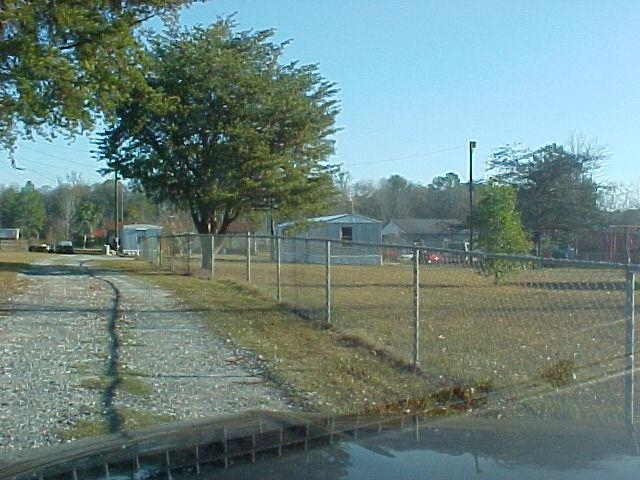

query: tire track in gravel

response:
[1,255,293,451]
[88,260,293,421]
[89,274,123,434]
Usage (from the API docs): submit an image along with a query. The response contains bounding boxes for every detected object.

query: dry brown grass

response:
[0,251,38,313]
[103,261,445,414]
[129,254,634,424]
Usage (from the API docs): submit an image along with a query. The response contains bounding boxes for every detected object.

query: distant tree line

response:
[338,139,640,260]
[0,177,191,246]
[3,140,639,259]
[346,171,469,222]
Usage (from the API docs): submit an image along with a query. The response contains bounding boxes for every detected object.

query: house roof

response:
[278,214,381,229]
[383,218,462,235]
[122,224,163,231]
[309,214,381,224]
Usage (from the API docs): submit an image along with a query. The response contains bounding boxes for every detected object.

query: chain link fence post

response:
[187,235,192,275]
[325,239,331,324]
[246,233,252,283]
[276,236,282,302]
[210,235,215,280]
[171,236,176,272]
[158,237,162,269]
[626,269,636,428]
[413,247,421,369]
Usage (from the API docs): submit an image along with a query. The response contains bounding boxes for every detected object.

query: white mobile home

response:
[276,214,382,265]
[0,228,20,240]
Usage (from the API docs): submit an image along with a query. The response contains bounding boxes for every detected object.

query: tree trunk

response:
[191,207,237,269]
[199,234,229,269]
[200,234,212,269]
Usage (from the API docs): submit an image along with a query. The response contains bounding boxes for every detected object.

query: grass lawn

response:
[98,259,441,415]
[104,255,637,426]
[0,251,38,310]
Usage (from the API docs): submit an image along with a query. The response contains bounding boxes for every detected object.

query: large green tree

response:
[0,185,19,227]
[472,184,531,284]
[425,172,468,220]
[75,200,102,247]
[489,143,604,253]
[0,0,196,149]
[350,175,432,222]
[99,20,340,237]
[0,181,46,238]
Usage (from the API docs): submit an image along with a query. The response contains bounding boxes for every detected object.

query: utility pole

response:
[114,171,119,252]
[121,181,125,226]
[468,140,477,252]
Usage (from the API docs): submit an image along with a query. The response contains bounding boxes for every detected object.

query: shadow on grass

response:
[0,260,34,274]
[507,280,630,291]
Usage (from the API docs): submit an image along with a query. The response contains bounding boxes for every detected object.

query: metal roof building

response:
[382,218,466,248]
[276,214,382,265]
[121,224,162,256]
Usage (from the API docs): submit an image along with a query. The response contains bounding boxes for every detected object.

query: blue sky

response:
[1,0,639,189]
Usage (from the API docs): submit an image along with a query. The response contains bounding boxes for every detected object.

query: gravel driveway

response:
[0,255,292,451]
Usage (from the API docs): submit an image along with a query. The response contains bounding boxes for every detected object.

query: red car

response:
[423,252,443,264]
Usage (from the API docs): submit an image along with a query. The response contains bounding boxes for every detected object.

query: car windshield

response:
[1,2,639,480]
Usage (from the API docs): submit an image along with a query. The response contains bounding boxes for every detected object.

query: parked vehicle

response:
[28,243,50,253]
[397,251,444,264]
[53,241,74,254]
[423,252,443,264]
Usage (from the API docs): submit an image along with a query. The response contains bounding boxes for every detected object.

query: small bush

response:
[542,359,576,386]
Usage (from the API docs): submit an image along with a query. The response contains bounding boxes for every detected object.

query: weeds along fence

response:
[140,233,639,426]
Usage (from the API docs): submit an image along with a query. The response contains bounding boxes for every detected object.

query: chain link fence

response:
[141,233,639,427]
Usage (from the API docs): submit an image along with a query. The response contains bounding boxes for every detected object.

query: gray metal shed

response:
[276,214,382,265]
[121,224,162,256]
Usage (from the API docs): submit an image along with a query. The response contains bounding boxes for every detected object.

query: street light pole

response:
[468,140,477,252]
[114,171,119,252]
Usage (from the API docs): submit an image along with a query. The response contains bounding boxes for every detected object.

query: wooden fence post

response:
[187,235,192,275]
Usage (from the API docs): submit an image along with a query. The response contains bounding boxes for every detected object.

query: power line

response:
[2,153,107,187]
[18,143,105,169]
[347,145,466,167]
[1,162,56,185]
[10,155,103,179]
[33,139,97,155]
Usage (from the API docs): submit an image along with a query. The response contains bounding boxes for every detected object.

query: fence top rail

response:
[460,249,640,271]
[150,232,640,272]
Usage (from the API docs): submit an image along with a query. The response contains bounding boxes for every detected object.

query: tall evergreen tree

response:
[99,20,340,237]
[426,172,468,220]
[0,1,196,150]
[489,143,604,253]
